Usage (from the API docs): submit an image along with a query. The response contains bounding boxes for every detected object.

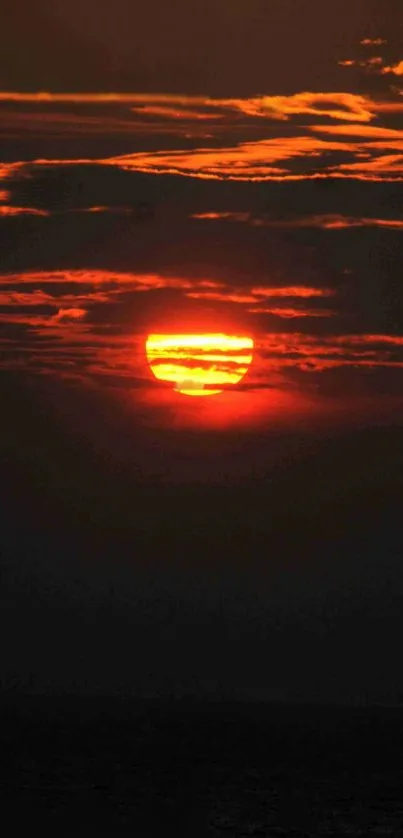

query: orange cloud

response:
[366,57,384,66]
[264,332,403,352]
[332,334,403,347]
[0,205,50,217]
[375,100,403,114]
[0,90,376,122]
[1,264,402,389]
[0,93,196,104]
[191,212,250,221]
[0,162,27,180]
[100,136,355,181]
[382,60,403,76]
[2,102,403,183]
[247,307,334,318]
[0,109,213,139]
[0,201,139,218]
[329,154,403,176]
[258,332,403,371]
[0,290,54,306]
[184,285,335,309]
[251,286,334,299]
[0,270,336,335]
[338,57,384,72]
[186,291,258,304]
[312,123,403,139]
[131,105,222,121]
[191,211,403,230]
[77,206,133,214]
[230,92,375,122]
[317,216,403,229]
[360,38,387,46]
[0,269,224,292]
[53,308,87,322]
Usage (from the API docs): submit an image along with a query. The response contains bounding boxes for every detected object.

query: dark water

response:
[2,698,403,836]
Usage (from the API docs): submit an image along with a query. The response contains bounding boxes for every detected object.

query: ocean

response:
[2,697,403,835]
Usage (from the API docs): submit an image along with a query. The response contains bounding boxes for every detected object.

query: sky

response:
[1,0,403,703]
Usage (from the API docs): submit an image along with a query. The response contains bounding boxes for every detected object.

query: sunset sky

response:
[1,0,403,703]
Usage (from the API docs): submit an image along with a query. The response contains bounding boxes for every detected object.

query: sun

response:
[145,333,254,396]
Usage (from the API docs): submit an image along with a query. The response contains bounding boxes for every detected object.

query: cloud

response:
[1,88,402,185]
[183,285,336,315]
[0,91,376,123]
[312,123,403,139]
[99,136,358,181]
[0,269,222,291]
[191,211,403,230]
[338,50,403,80]
[186,291,258,304]
[0,206,50,217]
[250,287,334,299]
[360,38,387,46]
[328,154,403,177]
[332,334,403,347]
[231,92,375,123]
[131,105,223,121]
[0,262,401,388]
[0,290,55,306]
[0,203,135,218]
[0,162,27,180]
[0,271,332,313]
[191,212,251,221]
[0,268,337,360]
[382,60,403,77]
[0,109,215,139]
[3,132,402,184]
[338,57,384,72]
[258,332,403,372]
[247,307,334,319]
[53,308,87,322]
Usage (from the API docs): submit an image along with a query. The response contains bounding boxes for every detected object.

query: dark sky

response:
[1,0,403,703]
[2,0,402,94]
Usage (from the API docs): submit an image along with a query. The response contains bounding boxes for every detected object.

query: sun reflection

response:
[145,333,254,395]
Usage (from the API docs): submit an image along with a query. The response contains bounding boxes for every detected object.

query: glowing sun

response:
[145,333,254,396]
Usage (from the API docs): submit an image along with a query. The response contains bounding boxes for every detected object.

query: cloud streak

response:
[191,212,403,230]
[360,38,387,46]
[0,205,50,217]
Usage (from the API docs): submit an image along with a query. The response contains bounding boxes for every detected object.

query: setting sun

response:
[145,333,254,395]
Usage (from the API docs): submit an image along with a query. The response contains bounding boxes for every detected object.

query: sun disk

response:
[146,332,254,396]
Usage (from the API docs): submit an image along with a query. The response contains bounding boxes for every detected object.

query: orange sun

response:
[145,333,254,396]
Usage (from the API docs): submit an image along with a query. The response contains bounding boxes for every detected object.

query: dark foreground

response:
[2,697,403,836]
